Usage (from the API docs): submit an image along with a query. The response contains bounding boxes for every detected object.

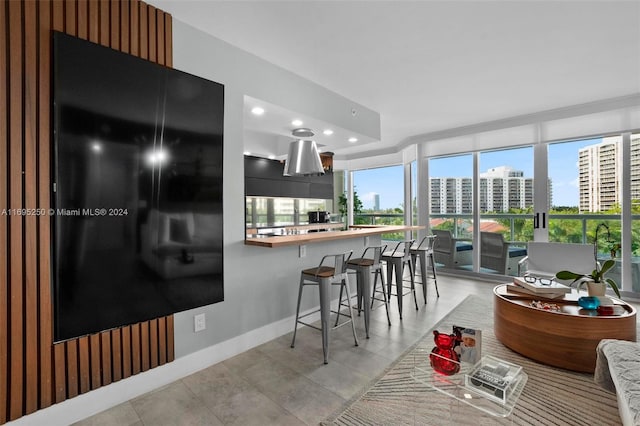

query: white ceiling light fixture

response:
[251,106,265,115]
[283,129,324,176]
[323,129,334,136]
[348,137,358,143]
[291,119,303,126]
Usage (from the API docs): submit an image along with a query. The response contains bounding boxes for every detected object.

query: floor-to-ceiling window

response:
[429,154,474,270]
[478,147,534,276]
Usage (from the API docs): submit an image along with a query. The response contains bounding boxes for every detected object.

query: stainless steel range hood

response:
[283,129,324,176]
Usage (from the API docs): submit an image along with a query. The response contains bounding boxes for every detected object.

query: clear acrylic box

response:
[464,355,524,404]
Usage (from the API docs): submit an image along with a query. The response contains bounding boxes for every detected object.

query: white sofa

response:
[595,339,640,426]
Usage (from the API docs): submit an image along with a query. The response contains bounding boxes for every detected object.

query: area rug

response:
[323,295,622,425]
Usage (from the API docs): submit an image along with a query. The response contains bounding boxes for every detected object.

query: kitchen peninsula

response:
[245,225,423,248]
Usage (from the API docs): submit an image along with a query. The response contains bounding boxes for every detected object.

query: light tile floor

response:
[72,276,640,426]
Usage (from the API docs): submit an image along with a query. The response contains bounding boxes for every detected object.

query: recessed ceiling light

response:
[251,107,265,116]
[268,154,275,160]
[323,129,334,136]
[348,137,358,143]
[291,119,303,126]
[243,151,251,156]
[91,143,102,153]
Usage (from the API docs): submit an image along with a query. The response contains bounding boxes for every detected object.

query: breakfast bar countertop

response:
[244,225,423,248]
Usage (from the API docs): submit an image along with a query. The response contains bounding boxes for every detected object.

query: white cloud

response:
[569,177,580,188]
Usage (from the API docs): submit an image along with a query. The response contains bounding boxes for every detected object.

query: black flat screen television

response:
[52,32,224,342]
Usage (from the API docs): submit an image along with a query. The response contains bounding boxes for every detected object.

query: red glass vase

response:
[429,330,460,375]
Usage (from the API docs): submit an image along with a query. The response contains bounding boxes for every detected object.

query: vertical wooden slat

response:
[50,0,66,409]
[139,2,147,59]
[99,0,109,46]
[88,0,99,43]
[121,326,131,378]
[131,323,141,374]
[166,316,174,362]
[149,319,158,368]
[156,9,164,66]
[100,332,112,385]
[89,334,101,389]
[38,0,53,409]
[158,318,166,365]
[8,0,24,419]
[120,0,129,53]
[78,337,90,394]
[0,2,8,423]
[65,341,79,398]
[53,344,66,403]
[65,0,76,36]
[140,322,149,371]
[130,0,138,56]
[110,0,119,50]
[164,12,172,68]
[147,4,156,62]
[77,0,88,40]
[52,0,64,32]
[111,329,122,381]
[23,0,39,415]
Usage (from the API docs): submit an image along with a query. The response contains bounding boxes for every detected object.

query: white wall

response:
[169,19,380,357]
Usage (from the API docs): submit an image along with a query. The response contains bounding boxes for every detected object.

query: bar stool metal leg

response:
[318,277,331,364]
[430,251,440,297]
[342,274,359,347]
[291,274,305,348]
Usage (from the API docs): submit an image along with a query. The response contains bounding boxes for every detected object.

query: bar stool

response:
[381,240,418,320]
[410,235,440,303]
[291,251,359,364]
[341,245,390,334]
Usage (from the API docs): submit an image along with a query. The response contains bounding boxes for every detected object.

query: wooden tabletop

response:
[244,225,423,248]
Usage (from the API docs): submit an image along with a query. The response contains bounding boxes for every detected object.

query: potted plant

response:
[556,259,621,298]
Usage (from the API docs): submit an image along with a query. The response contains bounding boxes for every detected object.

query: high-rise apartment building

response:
[579,135,640,212]
[429,166,539,214]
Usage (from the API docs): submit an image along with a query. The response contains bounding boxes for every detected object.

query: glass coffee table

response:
[411,350,528,418]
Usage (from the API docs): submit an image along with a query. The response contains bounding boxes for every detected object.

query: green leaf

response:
[555,270,582,280]
[605,278,621,298]
[600,259,615,275]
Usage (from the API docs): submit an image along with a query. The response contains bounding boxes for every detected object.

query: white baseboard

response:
[6,306,323,426]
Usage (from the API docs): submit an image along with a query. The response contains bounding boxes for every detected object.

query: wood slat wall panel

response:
[8,0,25,420]
[1,1,174,423]
[0,2,8,423]
[23,0,39,415]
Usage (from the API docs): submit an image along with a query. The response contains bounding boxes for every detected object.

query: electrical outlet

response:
[194,313,206,332]
[299,244,306,258]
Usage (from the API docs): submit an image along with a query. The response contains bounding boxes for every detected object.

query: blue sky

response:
[353,138,602,210]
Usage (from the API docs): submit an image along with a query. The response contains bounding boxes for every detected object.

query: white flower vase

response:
[578,279,607,297]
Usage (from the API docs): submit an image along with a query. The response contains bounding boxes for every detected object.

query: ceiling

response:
[148,0,640,160]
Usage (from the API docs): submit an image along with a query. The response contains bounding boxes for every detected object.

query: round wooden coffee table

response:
[494,284,637,373]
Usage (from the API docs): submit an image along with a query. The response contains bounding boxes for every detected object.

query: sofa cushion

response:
[595,339,640,426]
